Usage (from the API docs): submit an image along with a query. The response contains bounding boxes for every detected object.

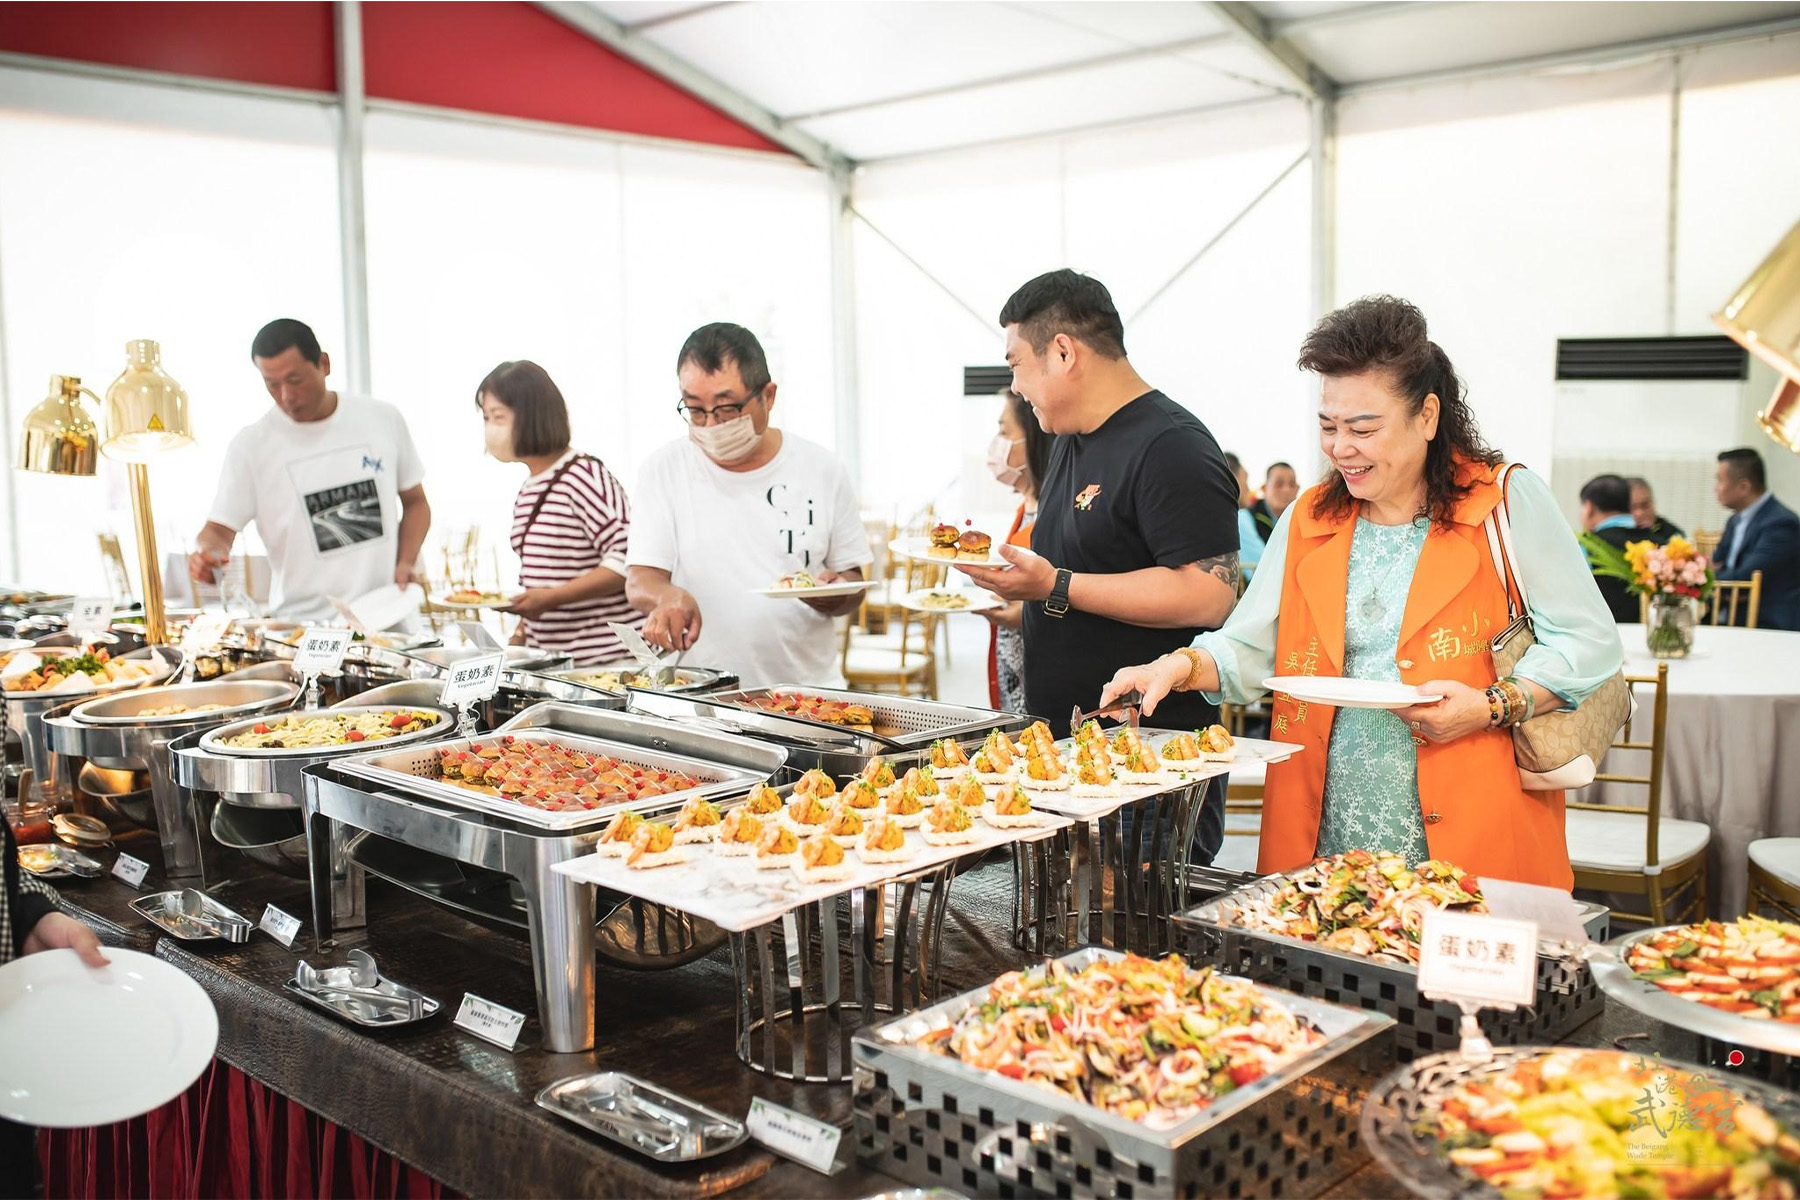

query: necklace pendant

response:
[1359,592,1384,621]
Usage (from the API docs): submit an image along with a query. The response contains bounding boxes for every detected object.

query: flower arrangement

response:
[1582,534,1715,657]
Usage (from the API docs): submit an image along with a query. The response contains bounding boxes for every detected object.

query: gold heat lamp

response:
[15,375,101,476]
[1715,218,1800,455]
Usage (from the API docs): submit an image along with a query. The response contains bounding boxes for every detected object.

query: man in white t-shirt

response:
[626,323,871,689]
[187,319,432,623]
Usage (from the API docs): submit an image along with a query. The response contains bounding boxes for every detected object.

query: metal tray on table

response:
[539,663,730,696]
[853,946,1394,1200]
[712,684,1019,746]
[1176,875,1609,1063]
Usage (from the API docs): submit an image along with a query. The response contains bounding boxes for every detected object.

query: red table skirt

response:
[41,1059,452,1199]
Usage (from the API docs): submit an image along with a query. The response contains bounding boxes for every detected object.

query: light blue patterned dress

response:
[1314,518,1432,864]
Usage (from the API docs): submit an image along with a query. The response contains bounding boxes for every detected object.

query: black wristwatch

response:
[1044,568,1074,618]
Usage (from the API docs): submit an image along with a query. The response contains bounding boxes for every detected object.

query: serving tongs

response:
[293,949,426,1019]
[608,622,685,689]
[130,888,255,943]
[1070,688,1143,736]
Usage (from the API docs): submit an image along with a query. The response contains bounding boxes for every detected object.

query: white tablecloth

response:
[1596,625,1800,916]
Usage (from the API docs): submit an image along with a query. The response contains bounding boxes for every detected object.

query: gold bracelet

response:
[1170,647,1207,693]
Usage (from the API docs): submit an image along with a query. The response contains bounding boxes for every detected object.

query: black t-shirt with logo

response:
[1024,390,1240,730]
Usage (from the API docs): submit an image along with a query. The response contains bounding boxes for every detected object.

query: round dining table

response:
[1601,624,1800,916]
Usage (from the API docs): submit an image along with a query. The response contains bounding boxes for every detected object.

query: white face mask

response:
[986,433,1025,488]
[484,421,514,462]
[689,412,763,464]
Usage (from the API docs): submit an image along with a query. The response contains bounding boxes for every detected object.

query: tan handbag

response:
[1482,465,1631,791]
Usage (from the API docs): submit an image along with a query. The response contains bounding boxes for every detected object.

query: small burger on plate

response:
[927,523,961,559]
[957,529,993,562]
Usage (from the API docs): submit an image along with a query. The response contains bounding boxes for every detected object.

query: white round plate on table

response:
[1261,676,1443,709]
[887,536,1011,569]
[749,580,877,599]
[0,948,217,1127]
[897,587,1003,614]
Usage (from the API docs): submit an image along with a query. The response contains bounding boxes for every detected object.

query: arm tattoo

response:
[1195,551,1240,591]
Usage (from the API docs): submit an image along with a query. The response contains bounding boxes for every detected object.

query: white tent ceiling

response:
[548,0,1800,163]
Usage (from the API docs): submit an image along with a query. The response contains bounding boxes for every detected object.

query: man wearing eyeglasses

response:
[625,323,871,688]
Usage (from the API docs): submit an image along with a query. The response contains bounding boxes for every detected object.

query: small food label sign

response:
[70,596,111,639]
[1417,909,1538,1010]
[746,1097,843,1175]
[441,652,505,708]
[180,612,233,654]
[454,992,525,1050]
[112,853,150,889]
[259,904,302,948]
[291,627,354,676]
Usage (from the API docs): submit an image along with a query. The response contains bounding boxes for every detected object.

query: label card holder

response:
[453,992,526,1051]
[70,596,111,640]
[292,627,353,676]
[745,1097,845,1176]
[441,651,505,738]
[260,904,302,948]
[112,853,150,889]
[180,612,233,656]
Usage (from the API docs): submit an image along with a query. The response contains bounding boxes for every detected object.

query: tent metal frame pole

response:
[1309,95,1337,322]
[828,166,862,482]
[335,0,373,395]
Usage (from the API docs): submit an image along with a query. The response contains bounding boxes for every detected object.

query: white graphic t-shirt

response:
[627,434,872,689]
[207,395,424,622]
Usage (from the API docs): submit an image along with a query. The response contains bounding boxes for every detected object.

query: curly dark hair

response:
[1300,295,1501,527]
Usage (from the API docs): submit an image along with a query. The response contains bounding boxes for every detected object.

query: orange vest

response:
[1260,464,1573,890]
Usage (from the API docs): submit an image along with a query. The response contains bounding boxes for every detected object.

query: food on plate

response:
[949,775,987,811]
[984,780,1044,828]
[4,649,161,694]
[755,823,799,870]
[1018,720,1058,756]
[927,523,962,559]
[883,783,925,827]
[1074,718,1109,755]
[626,821,685,870]
[1111,727,1164,781]
[922,799,978,847]
[595,811,646,857]
[785,791,833,832]
[957,529,993,561]
[840,778,881,811]
[914,590,972,611]
[929,738,971,776]
[742,691,876,732]
[1197,724,1236,761]
[1072,742,1120,797]
[970,728,1018,781]
[1223,850,1486,964]
[140,702,228,717]
[568,669,654,693]
[715,809,764,856]
[223,710,440,750]
[859,817,914,864]
[1425,1049,1800,1199]
[921,953,1325,1128]
[792,768,838,800]
[743,782,784,815]
[1626,916,1800,1020]
[823,803,864,846]
[859,758,895,789]
[1161,731,1203,762]
[433,737,701,812]
[672,797,722,844]
[772,570,819,589]
[794,832,853,883]
[1022,744,1070,791]
[899,766,940,798]
[441,588,505,606]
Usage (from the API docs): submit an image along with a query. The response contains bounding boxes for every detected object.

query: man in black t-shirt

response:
[956,269,1241,863]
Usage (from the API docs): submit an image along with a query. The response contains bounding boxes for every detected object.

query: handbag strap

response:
[510,453,589,555]
[1481,463,1529,620]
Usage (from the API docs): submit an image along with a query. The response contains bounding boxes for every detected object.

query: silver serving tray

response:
[860,946,1394,1151]
[1361,1045,1800,1200]
[282,973,439,1028]
[68,678,299,726]
[711,684,1015,746]
[130,890,255,942]
[399,645,570,674]
[16,843,104,878]
[197,705,455,759]
[330,726,772,831]
[1591,924,1800,1057]
[541,664,726,695]
[1185,871,1610,970]
[535,1071,748,1161]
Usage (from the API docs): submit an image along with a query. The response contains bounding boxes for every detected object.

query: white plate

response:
[1260,676,1443,709]
[748,580,876,599]
[434,594,510,611]
[887,536,1011,569]
[896,588,1003,614]
[0,948,217,1127]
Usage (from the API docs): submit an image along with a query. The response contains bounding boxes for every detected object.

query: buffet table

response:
[1605,625,1800,915]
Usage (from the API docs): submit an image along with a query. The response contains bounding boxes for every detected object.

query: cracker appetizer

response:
[840,778,882,811]
[792,768,838,800]
[883,783,925,828]
[929,738,971,777]
[823,803,865,847]
[1021,746,1070,791]
[984,781,1045,829]
[1072,743,1121,797]
[970,728,1018,782]
[1160,731,1203,764]
[859,757,895,789]
[715,809,764,856]
[1074,718,1108,755]
[626,821,685,870]
[672,797,722,844]
[899,765,941,798]
[922,799,978,847]
[744,782,784,816]
[1197,724,1236,762]
[794,833,854,883]
[785,791,834,833]
[1111,727,1164,782]
[595,810,645,857]
[859,817,915,865]
[949,774,987,810]
[755,823,800,870]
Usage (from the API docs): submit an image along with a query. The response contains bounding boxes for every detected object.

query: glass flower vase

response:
[1646,593,1695,659]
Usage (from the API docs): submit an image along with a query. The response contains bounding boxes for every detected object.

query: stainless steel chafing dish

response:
[5,642,184,807]
[172,704,456,808]
[538,663,731,696]
[301,701,787,1052]
[398,644,572,675]
[44,674,301,879]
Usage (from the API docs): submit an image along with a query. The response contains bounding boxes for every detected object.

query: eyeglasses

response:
[675,393,764,426]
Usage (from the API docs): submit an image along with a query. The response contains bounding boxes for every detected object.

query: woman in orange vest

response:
[1101,296,1621,890]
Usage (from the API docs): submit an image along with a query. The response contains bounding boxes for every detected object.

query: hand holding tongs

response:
[609,622,684,688]
[1070,689,1143,737]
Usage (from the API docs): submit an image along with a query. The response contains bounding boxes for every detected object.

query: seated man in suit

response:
[1627,476,1684,541]
[1580,473,1644,624]
[1715,447,1800,631]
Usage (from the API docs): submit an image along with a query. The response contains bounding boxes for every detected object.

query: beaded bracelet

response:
[1485,683,1509,728]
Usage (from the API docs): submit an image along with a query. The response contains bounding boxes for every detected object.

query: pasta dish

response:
[220,710,441,749]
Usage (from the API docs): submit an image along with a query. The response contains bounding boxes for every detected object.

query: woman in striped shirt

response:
[477,361,644,665]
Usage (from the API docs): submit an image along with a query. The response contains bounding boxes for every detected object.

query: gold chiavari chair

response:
[1565,662,1709,925]
[1693,528,1722,560]
[842,599,936,697]
[1747,839,1800,923]
[1708,571,1762,628]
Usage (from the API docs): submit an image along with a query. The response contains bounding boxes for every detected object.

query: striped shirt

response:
[510,450,643,666]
